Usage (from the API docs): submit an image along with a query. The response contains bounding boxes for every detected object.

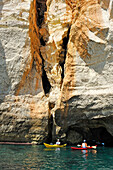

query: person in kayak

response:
[81,140,88,148]
[56,139,60,145]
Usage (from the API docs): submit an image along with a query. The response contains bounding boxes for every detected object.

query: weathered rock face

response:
[0,0,48,144]
[56,0,113,145]
[0,0,113,145]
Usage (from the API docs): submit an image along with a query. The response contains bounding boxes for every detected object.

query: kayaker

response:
[81,139,88,148]
[56,139,60,145]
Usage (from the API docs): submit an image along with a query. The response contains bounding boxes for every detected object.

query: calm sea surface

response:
[0,145,113,169]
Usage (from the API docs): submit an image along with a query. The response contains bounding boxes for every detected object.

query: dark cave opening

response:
[89,127,113,147]
[67,125,113,146]
[60,28,70,80]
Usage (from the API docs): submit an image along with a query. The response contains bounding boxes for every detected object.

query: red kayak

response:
[71,146,95,150]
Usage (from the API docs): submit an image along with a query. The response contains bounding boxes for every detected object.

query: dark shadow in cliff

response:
[0,0,3,20]
[55,96,113,146]
[42,59,51,94]
[16,0,51,96]
[89,127,113,147]
[0,41,11,103]
[60,28,70,81]
[36,0,51,94]
[65,125,113,146]
[48,102,57,143]
[47,114,53,143]
[36,0,46,28]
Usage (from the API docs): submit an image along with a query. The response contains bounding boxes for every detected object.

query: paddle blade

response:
[77,144,81,147]
[92,146,97,149]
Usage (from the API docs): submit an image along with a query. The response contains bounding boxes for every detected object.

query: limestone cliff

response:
[0,0,113,145]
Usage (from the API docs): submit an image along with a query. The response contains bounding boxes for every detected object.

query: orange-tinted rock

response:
[1,0,113,145]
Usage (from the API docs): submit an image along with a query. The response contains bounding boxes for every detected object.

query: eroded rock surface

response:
[0,0,47,143]
[56,0,113,145]
[0,0,113,145]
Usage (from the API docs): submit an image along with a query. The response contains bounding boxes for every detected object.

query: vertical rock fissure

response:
[35,0,71,140]
[36,0,47,27]
[36,0,51,94]
[40,53,51,94]
[48,102,56,142]
[60,27,70,81]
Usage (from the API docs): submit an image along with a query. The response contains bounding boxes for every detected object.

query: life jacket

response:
[82,143,87,148]
[56,141,60,145]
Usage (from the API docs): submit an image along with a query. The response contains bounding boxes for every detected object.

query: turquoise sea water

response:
[0,145,113,169]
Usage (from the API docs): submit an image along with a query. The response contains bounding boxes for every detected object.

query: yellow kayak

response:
[44,143,67,148]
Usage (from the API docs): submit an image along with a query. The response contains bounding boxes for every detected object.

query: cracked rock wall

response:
[0,0,48,143]
[56,0,113,144]
[0,0,113,144]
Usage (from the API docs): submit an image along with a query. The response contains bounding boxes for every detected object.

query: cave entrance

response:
[89,127,113,147]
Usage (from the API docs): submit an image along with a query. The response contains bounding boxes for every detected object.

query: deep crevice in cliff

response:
[36,0,51,94]
[48,102,56,143]
[60,28,70,80]
[41,57,51,94]
[36,0,47,27]
[42,69,51,94]
[40,37,46,46]
[48,114,53,143]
